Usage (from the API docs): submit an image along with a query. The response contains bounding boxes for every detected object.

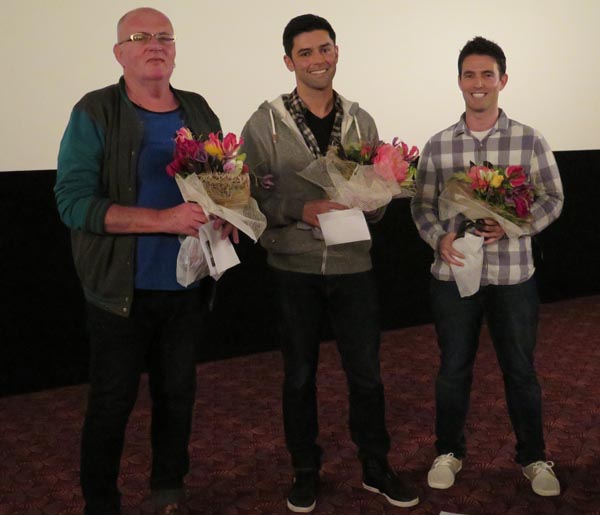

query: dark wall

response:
[1,150,598,396]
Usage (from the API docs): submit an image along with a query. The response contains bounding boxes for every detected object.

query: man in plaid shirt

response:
[411,37,564,497]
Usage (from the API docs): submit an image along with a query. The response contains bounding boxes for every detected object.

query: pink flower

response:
[166,158,181,177]
[167,128,208,176]
[373,144,410,182]
[505,165,526,187]
[467,165,493,191]
[174,127,193,143]
[506,184,534,218]
[391,138,419,162]
[223,159,244,175]
[360,142,374,162]
[222,132,244,158]
[174,138,205,161]
[513,195,530,218]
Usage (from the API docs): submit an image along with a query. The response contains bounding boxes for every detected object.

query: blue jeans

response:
[272,268,390,470]
[430,277,546,465]
[81,288,207,515]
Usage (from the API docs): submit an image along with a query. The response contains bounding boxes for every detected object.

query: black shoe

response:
[287,470,318,513]
[362,458,419,508]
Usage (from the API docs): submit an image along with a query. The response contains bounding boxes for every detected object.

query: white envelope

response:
[317,208,371,246]
[199,224,240,280]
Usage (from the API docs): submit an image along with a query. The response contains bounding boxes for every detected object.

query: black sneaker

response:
[362,458,419,508]
[286,470,318,513]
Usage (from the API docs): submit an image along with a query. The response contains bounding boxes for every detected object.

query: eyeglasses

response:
[117,32,176,45]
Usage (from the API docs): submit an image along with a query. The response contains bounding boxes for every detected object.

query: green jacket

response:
[55,77,220,316]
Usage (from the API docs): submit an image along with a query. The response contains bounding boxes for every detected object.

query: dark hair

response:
[283,14,336,57]
[458,36,506,76]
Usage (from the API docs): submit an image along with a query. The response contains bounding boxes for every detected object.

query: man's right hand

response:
[158,202,207,236]
[439,232,466,267]
[302,199,348,227]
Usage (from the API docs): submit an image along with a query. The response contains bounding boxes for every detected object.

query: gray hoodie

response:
[241,94,380,275]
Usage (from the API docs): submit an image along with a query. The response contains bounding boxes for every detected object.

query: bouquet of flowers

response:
[166,128,266,285]
[298,137,419,212]
[167,129,251,208]
[438,161,535,239]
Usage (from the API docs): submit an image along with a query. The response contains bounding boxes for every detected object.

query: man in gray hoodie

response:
[241,14,419,513]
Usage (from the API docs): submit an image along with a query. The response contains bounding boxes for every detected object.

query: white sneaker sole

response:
[286,499,316,513]
[427,478,454,489]
[362,482,419,508]
[427,462,462,489]
[522,471,560,497]
[530,487,561,497]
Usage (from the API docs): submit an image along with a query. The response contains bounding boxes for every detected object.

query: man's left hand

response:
[212,217,240,244]
[475,218,505,244]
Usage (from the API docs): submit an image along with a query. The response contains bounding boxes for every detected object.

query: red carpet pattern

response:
[1,296,599,514]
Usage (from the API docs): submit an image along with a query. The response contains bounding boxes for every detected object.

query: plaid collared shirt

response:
[283,89,344,158]
[411,110,564,285]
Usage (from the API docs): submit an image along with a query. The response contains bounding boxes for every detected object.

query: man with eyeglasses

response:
[55,7,224,515]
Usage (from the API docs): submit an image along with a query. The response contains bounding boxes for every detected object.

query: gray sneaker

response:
[427,453,462,489]
[522,461,560,496]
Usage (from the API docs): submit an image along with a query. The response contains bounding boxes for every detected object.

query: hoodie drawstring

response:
[353,114,362,142]
[269,109,278,143]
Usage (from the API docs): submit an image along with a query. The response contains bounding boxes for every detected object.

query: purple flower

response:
[260,174,275,189]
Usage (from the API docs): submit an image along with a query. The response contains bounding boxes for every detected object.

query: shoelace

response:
[432,453,458,468]
[531,460,556,475]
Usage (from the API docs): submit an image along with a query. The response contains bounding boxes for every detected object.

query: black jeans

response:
[272,268,390,470]
[430,277,546,465]
[81,288,206,515]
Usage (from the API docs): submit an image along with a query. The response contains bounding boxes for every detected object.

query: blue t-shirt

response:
[134,107,192,290]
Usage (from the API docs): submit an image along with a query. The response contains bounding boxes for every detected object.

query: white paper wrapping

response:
[298,152,413,212]
[174,174,267,286]
[450,233,484,297]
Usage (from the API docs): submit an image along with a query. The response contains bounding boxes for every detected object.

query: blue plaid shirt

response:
[411,110,564,285]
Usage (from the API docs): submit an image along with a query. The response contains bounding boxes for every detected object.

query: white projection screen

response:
[2,0,599,172]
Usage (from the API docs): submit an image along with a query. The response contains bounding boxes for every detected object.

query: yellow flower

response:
[490,172,503,188]
[204,141,224,160]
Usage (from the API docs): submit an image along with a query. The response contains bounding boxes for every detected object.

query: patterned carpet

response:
[1,296,599,514]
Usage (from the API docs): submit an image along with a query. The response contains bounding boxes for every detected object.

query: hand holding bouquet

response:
[439,161,535,239]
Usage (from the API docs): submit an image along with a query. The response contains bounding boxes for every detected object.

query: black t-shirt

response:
[304,108,336,155]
